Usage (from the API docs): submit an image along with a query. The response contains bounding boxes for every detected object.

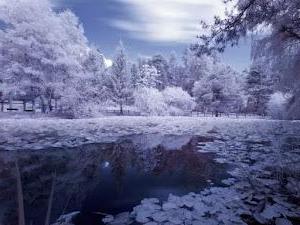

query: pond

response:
[0,134,229,225]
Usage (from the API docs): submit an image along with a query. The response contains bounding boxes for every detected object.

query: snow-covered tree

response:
[195,0,300,54]
[194,0,300,119]
[162,87,195,115]
[251,37,300,119]
[182,49,216,94]
[193,63,245,116]
[147,54,169,89]
[138,64,159,88]
[130,63,141,89]
[82,47,108,102]
[0,0,113,117]
[107,42,133,114]
[245,67,273,115]
[0,0,98,114]
[167,52,184,87]
[83,47,106,77]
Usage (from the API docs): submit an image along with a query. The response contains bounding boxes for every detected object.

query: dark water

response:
[0,134,228,225]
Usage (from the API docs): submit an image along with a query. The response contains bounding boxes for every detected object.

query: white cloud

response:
[111,0,227,43]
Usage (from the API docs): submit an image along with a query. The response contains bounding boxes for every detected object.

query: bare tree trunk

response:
[120,102,123,115]
[32,100,36,112]
[15,160,25,225]
[40,96,47,113]
[54,99,58,111]
[215,111,219,117]
[48,98,53,112]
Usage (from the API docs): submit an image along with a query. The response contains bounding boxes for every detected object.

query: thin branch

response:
[203,0,257,45]
[45,170,56,225]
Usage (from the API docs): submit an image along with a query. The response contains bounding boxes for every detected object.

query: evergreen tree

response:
[108,41,133,114]
[148,54,169,90]
[138,64,159,88]
[130,63,140,89]
[245,68,273,115]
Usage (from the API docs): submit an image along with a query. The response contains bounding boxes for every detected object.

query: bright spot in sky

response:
[104,58,113,67]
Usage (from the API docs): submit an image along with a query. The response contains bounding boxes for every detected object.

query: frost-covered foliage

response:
[147,54,170,90]
[194,0,300,119]
[134,87,195,116]
[133,87,168,116]
[130,63,140,89]
[162,87,195,115]
[195,0,300,55]
[183,49,216,94]
[138,64,159,88]
[193,60,245,115]
[0,0,107,117]
[251,38,300,119]
[2,0,296,119]
[106,41,133,114]
[267,92,288,119]
[245,67,273,115]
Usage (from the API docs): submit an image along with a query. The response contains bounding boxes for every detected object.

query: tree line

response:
[0,0,294,119]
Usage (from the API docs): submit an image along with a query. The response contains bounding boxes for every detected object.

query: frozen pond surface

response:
[0,135,228,225]
[0,118,300,225]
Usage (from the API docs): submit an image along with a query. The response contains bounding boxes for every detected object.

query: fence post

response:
[23,101,26,111]
[32,100,36,112]
[0,101,3,112]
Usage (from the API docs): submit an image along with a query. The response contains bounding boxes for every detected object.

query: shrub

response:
[162,87,195,115]
[133,87,168,116]
[134,87,195,116]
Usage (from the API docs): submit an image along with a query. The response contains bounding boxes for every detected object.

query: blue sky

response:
[55,0,251,71]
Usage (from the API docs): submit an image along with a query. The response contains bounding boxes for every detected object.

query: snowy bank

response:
[1,116,299,151]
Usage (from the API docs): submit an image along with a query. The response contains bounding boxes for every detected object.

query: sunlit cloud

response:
[111,0,227,43]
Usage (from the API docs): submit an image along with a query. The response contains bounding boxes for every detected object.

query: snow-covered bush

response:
[134,87,195,116]
[267,92,287,119]
[162,87,195,115]
[133,87,168,116]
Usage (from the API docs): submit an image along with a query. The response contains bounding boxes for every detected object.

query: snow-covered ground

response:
[0,116,297,151]
[1,116,300,225]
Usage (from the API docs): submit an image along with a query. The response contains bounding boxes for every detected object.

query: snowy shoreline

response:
[0,116,298,151]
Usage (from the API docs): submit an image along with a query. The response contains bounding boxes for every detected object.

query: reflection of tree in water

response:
[103,135,224,192]
[109,142,130,193]
[134,136,221,188]
[0,135,225,225]
[0,148,105,225]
